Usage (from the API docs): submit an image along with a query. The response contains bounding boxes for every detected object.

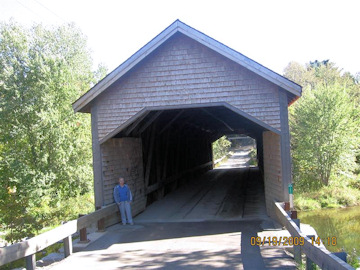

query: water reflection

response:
[298,206,360,253]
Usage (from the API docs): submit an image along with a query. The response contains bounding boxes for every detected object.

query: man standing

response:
[113,177,134,225]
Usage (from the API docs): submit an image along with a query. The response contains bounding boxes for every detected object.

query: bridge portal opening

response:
[213,135,258,169]
[102,103,275,222]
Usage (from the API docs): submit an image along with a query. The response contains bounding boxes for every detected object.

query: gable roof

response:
[73,20,302,113]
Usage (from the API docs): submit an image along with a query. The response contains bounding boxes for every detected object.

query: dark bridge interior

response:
[111,104,269,210]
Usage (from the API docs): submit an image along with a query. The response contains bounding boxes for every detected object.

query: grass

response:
[295,185,360,211]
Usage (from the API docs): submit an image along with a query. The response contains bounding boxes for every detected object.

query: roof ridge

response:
[73,20,301,113]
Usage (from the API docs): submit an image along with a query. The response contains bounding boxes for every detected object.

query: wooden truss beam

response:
[139,111,163,134]
[201,108,234,132]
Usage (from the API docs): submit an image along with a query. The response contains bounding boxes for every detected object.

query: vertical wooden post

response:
[96,206,105,232]
[145,124,156,188]
[292,219,301,265]
[306,256,315,270]
[332,252,347,263]
[91,105,104,209]
[79,227,88,242]
[306,235,315,270]
[25,254,36,270]
[279,89,292,203]
[78,214,90,243]
[175,133,181,174]
[63,235,73,258]
[284,202,290,211]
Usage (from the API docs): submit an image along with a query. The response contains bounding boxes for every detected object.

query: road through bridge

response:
[45,160,296,270]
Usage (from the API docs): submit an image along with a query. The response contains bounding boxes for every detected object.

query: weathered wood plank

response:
[139,111,162,134]
[144,124,156,187]
[0,203,118,266]
[201,108,234,131]
[77,204,118,229]
[91,104,104,208]
[162,130,171,180]
[158,110,184,134]
[0,220,77,266]
[125,111,150,136]
[155,139,162,182]
[25,254,35,270]
[279,89,292,202]
[63,235,72,258]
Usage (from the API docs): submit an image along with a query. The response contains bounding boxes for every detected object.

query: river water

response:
[298,206,360,254]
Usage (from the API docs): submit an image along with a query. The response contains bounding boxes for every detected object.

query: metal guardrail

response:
[274,201,354,270]
[0,203,118,269]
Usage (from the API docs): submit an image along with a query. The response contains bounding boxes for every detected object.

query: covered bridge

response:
[73,20,301,223]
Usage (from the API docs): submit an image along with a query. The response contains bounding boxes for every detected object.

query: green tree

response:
[290,82,359,190]
[0,21,101,242]
[285,61,360,190]
[212,136,231,160]
[284,61,360,102]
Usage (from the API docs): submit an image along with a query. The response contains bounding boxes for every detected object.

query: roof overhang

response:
[73,20,302,113]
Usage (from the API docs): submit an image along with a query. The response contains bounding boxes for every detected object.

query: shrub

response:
[295,185,360,211]
[212,136,231,160]
[295,196,321,211]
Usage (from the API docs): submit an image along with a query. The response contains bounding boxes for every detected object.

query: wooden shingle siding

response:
[95,34,281,141]
[263,131,283,217]
[100,138,146,216]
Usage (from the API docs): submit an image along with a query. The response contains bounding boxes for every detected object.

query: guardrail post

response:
[284,202,290,211]
[332,252,347,263]
[292,219,301,265]
[63,235,73,258]
[96,206,105,232]
[306,235,315,270]
[25,254,36,270]
[291,210,297,219]
[78,214,90,243]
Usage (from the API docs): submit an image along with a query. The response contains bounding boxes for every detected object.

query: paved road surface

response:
[46,151,295,270]
[48,221,295,270]
[216,148,253,169]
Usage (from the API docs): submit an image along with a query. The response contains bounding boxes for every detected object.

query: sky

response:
[1,0,359,76]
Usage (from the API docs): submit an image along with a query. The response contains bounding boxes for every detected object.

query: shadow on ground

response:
[52,220,294,270]
[46,158,295,269]
[94,249,241,269]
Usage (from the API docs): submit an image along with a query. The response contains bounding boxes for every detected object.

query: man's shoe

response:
[129,222,134,225]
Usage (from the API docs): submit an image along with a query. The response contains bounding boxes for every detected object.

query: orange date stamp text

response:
[250,236,337,247]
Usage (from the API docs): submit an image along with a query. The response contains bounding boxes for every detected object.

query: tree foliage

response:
[284,61,360,191]
[0,21,103,242]
[212,136,231,160]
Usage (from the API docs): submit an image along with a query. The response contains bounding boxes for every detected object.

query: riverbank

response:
[294,185,360,211]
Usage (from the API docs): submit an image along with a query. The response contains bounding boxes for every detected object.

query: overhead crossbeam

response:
[158,110,184,135]
[201,108,234,132]
[138,111,163,134]
[125,111,150,136]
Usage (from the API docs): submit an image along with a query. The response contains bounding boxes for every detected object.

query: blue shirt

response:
[113,184,132,203]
